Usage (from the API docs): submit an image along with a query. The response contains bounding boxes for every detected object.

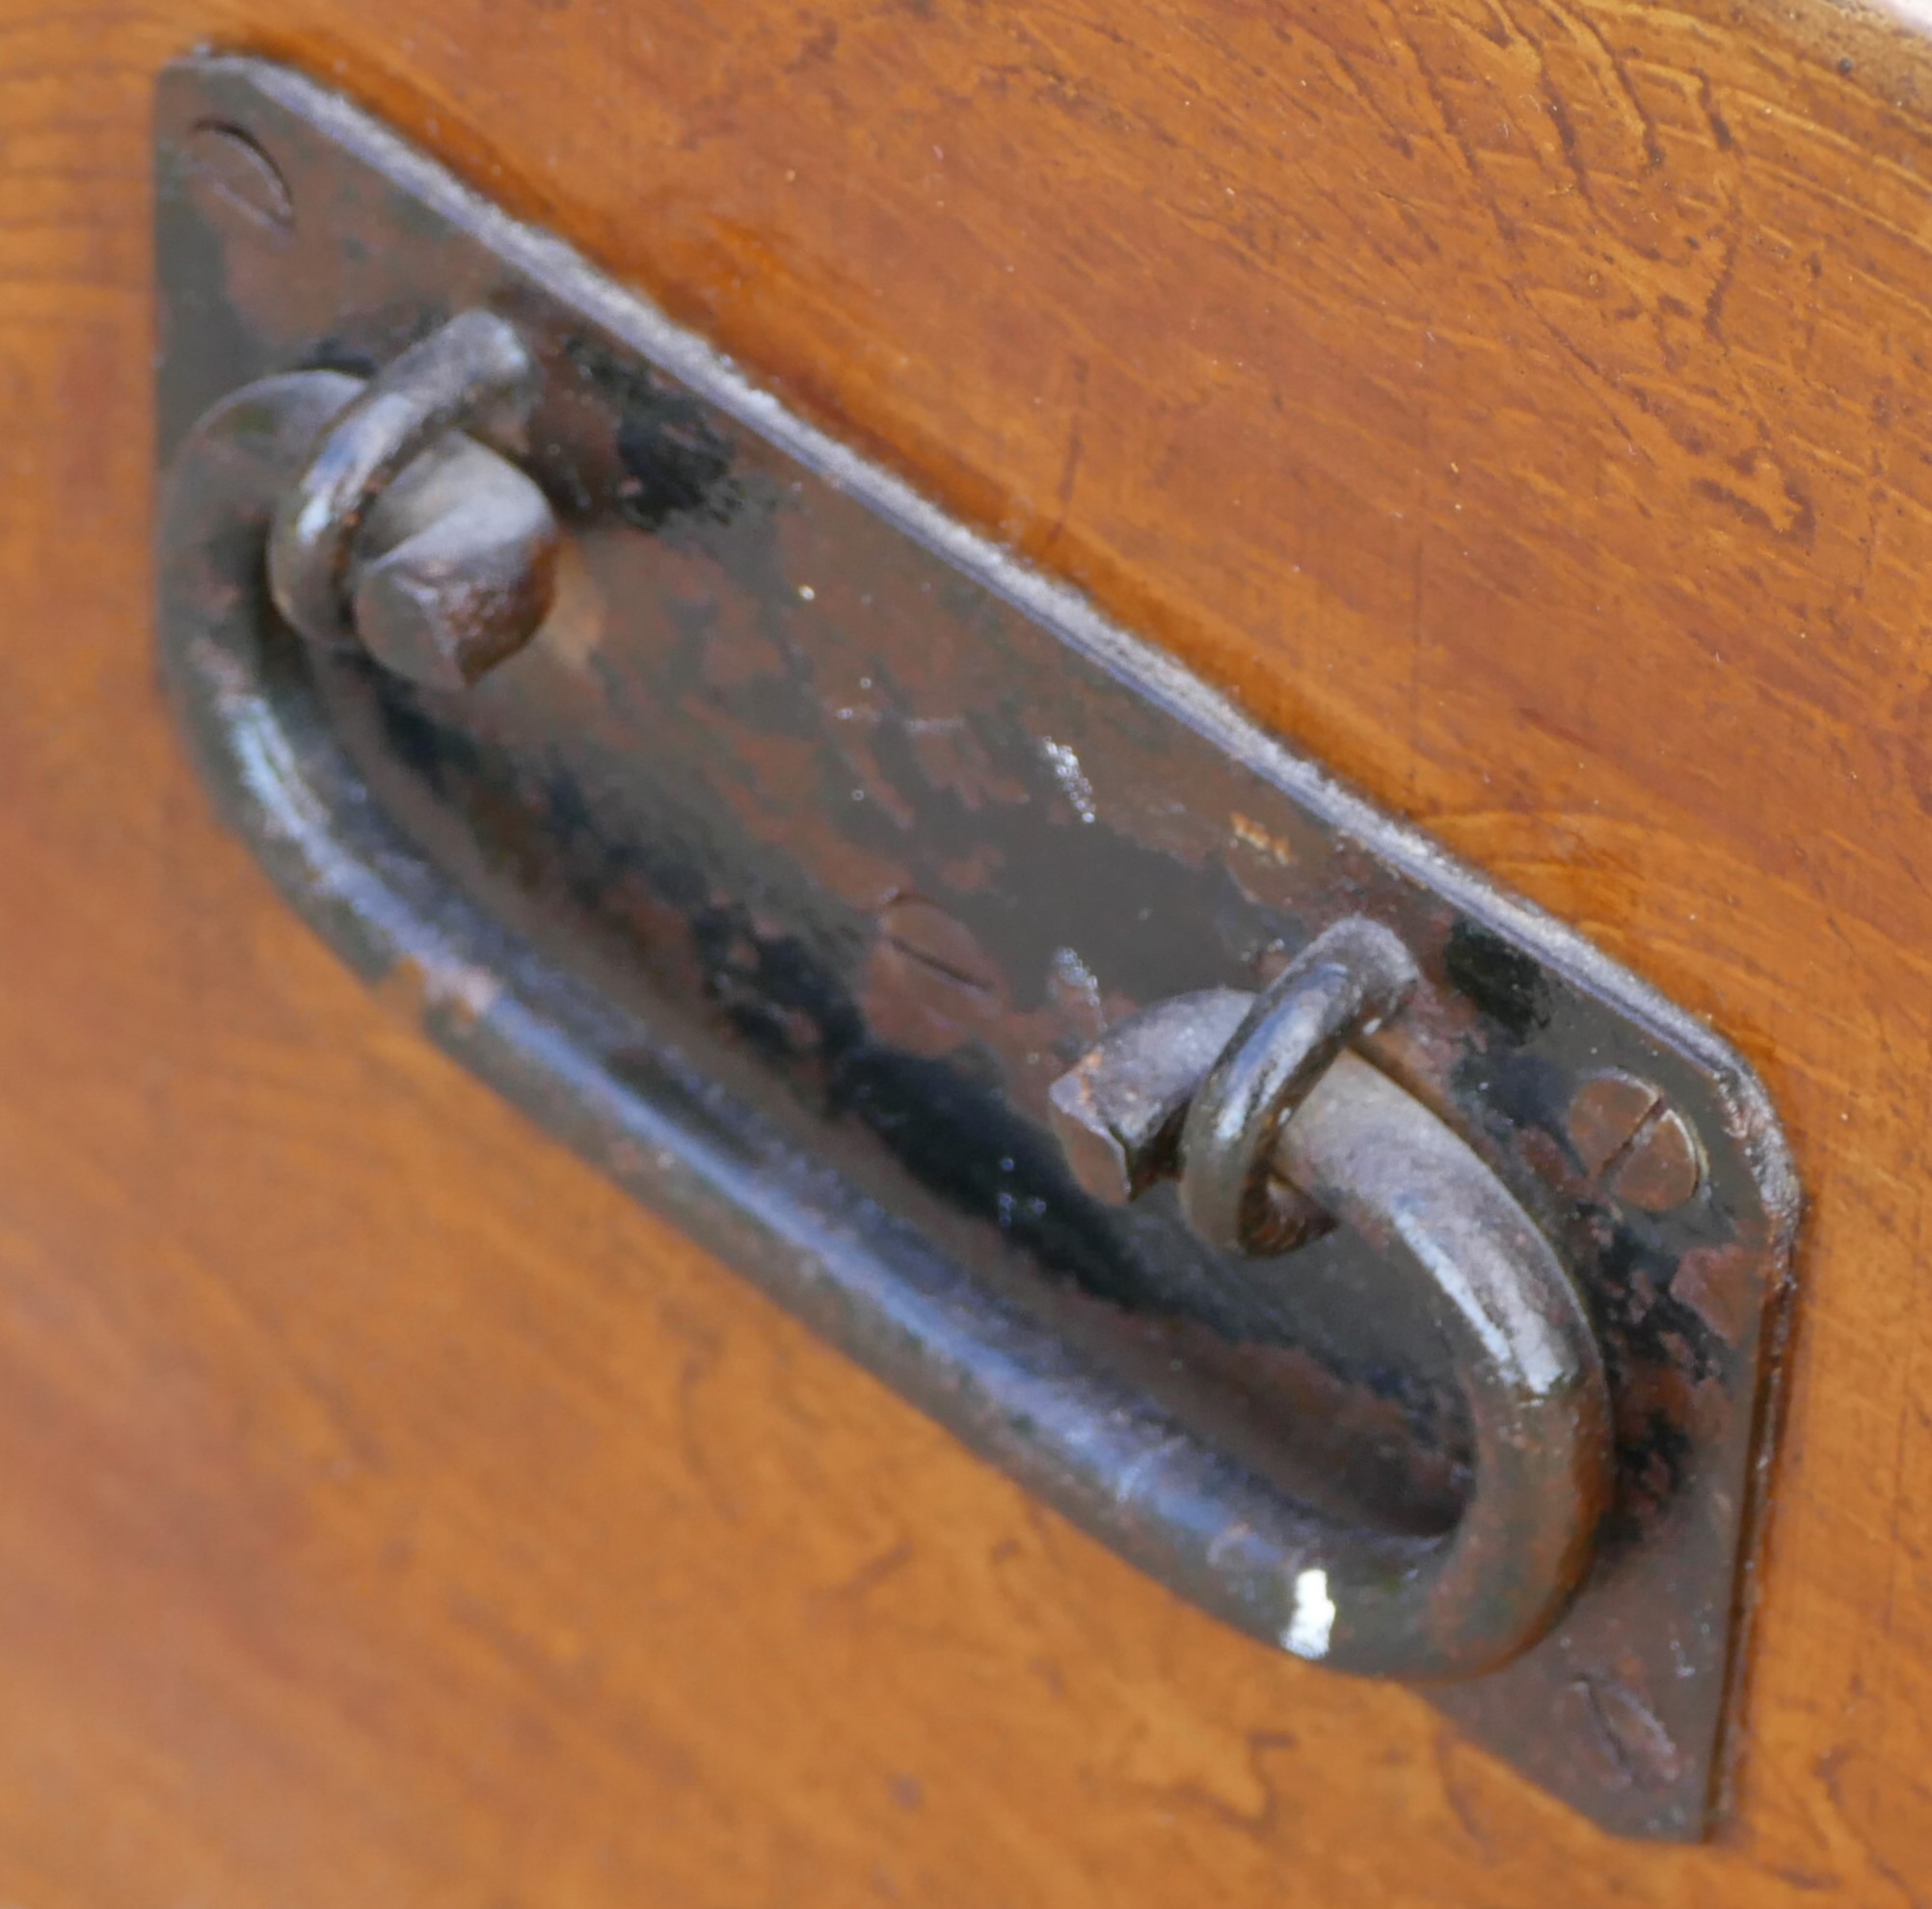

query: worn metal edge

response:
[1705,1212,1807,1831]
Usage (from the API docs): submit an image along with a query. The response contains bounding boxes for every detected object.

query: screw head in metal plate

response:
[1566,1072,1704,1214]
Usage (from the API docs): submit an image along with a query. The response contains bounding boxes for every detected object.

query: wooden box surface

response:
[6,0,1932,1900]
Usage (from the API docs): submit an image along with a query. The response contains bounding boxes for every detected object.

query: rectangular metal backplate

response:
[155,56,1798,1840]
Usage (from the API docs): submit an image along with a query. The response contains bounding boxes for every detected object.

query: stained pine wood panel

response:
[5,0,1932,1900]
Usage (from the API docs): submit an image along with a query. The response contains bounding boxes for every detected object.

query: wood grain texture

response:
[5,0,1932,1899]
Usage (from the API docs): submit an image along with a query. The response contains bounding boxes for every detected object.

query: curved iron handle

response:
[1283,1051,1609,1670]
[1049,930,1613,1676]
[160,344,1610,1685]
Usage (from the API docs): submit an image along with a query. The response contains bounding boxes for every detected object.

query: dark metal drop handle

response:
[163,323,1610,1686]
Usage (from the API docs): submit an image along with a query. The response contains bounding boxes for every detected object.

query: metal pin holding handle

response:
[266,309,560,689]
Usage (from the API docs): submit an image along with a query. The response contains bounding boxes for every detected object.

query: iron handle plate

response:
[154,56,1798,1839]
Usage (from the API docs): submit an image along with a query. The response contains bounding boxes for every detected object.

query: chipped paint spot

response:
[1039,737,1097,823]
[1231,811,1297,866]
[1047,945,1102,1022]
[1282,1567,1336,1659]
[380,951,503,1028]
[532,540,609,673]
